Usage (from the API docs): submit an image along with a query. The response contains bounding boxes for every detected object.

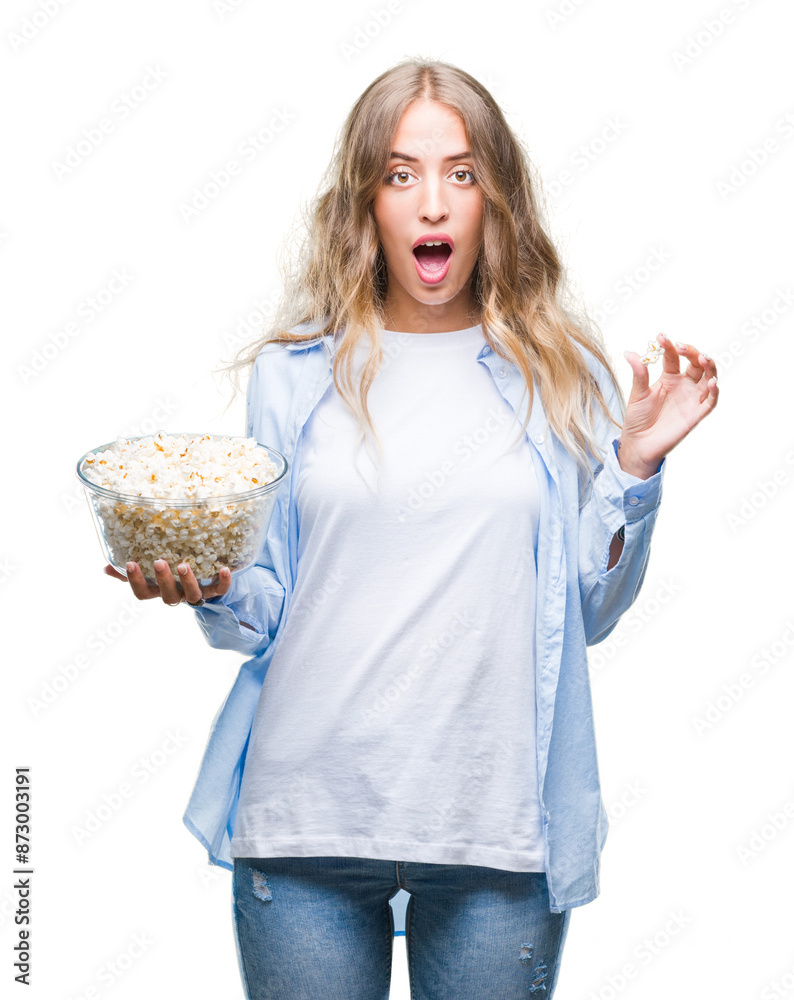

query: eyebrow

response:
[388,150,472,162]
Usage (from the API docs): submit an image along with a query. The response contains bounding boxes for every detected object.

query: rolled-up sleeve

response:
[191,569,285,656]
[578,373,667,646]
[189,347,287,657]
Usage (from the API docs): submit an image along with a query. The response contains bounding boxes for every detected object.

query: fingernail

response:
[177,563,188,575]
[221,567,230,578]
[701,352,711,361]
[676,342,687,351]
[154,559,166,570]
[126,562,136,573]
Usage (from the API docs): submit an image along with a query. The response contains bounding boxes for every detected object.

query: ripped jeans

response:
[232,856,571,999]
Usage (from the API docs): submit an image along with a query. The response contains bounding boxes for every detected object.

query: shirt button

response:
[628,496,640,506]
[482,346,492,356]
[496,366,507,378]
[535,434,544,444]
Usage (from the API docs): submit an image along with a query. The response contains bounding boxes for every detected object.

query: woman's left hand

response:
[618,332,719,478]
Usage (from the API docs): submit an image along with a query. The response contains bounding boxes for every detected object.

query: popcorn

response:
[639,337,665,365]
[82,430,277,499]
[79,431,283,584]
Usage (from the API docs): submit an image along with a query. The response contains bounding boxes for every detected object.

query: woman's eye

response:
[385,167,475,185]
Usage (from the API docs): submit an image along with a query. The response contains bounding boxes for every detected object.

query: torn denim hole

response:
[252,871,273,902]
[520,942,548,989]
[529,962,548,992]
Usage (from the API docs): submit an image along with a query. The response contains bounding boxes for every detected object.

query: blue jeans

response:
[232,856,571,999]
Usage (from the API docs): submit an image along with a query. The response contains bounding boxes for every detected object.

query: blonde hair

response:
[220,56,626,496]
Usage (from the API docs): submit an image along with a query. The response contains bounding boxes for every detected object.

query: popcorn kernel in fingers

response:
[639,337,665,366]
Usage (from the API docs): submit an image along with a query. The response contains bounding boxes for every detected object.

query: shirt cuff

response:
[600,438,666,528]
[190,595,239,623]
[189,594,267,654]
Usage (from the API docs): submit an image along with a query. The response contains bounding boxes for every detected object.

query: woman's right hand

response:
[104,559,232,607]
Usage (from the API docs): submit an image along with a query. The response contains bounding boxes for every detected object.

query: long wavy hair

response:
[220,56,625,496]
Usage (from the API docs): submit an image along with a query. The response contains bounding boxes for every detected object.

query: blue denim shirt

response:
[183,326,666,931]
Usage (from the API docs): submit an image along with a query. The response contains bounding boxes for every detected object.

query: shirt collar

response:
[283,334,334,351]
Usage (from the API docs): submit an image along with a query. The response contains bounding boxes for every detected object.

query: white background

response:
[2,0,792,997]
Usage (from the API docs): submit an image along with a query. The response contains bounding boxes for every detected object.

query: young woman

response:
[107,58,718,999]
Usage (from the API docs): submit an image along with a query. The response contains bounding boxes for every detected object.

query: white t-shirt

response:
[229,323,546,870]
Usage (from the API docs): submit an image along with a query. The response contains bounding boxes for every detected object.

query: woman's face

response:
[372,99,484,332]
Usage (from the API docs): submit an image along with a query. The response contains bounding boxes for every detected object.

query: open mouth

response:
[412,241,453,284]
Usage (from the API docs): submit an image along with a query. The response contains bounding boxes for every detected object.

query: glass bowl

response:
[76,433,288,587]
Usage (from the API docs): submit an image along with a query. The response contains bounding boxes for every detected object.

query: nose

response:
[418,173,448,224]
